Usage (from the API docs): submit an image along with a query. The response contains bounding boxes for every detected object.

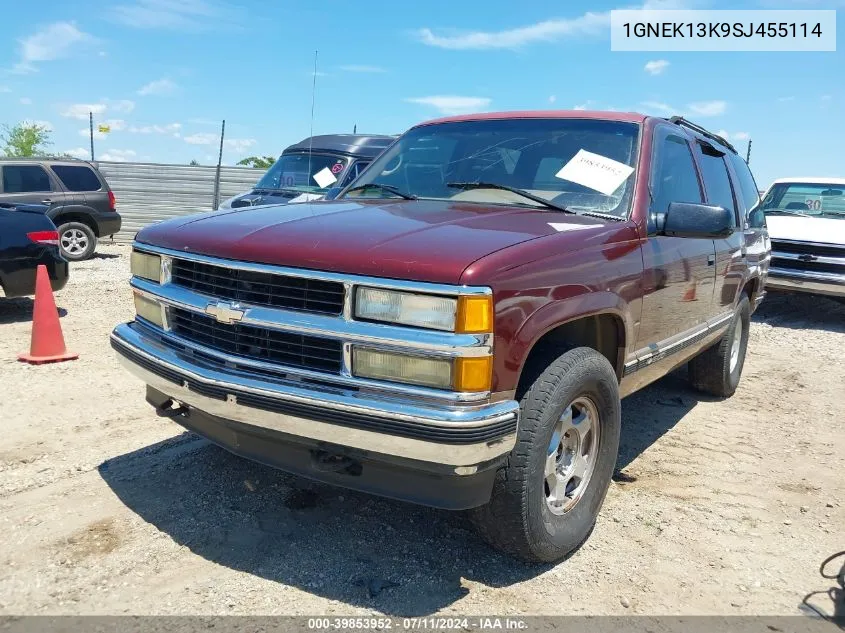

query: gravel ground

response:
[0,243,842,617]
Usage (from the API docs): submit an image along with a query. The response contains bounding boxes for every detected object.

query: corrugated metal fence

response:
[96,161,265,241]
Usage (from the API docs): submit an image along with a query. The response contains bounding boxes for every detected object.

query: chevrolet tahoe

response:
[111,111,770,562]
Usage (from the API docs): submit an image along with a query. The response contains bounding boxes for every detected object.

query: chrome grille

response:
[171,259,345,316]
[170,308,342,374]
[771,240,845,275]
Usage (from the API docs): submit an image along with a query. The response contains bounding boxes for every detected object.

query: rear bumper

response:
[110,322,519,509]
[0,249,68,298]
[766,268,845,298]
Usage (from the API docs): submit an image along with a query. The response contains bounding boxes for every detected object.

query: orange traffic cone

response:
[18,265,78,365]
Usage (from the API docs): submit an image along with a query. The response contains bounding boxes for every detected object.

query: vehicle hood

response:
[136,199,605,284]
[766,215,845,246]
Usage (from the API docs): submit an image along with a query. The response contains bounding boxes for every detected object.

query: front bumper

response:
[111,322,519,509]
[766,268,845,298]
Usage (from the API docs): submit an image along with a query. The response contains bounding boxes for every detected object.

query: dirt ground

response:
[0,243,842,617]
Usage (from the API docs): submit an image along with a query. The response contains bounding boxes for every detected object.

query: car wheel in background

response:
[57,222,97,261]
[688,295,751,398]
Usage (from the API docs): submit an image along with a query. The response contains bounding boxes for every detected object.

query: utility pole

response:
[353,124,357,134]
[745,139,752,164]
[212,119,225,210]
[89,111,94,161]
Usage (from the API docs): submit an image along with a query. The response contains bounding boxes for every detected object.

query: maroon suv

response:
[112,110,770,562]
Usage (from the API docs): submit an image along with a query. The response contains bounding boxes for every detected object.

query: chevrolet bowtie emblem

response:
[205,301,245,324]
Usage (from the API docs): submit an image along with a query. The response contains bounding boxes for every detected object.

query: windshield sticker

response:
[289,193,324,204]
[312,167,338,189]
[548,223,597,232]
[331,163,344,175]
[805,197,822,211]
[555,149,634,196]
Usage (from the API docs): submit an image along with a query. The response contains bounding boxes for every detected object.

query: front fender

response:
[498,290,633,392]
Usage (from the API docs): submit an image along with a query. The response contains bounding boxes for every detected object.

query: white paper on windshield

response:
[289,193,324,204]
[555,149,634,196]
[312,167,338,189]
[548,223,597,232]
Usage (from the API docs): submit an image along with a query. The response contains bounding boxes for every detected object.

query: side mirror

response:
[659,202,735,238]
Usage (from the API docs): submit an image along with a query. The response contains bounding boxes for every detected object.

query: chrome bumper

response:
[111,322,518,469]
[766,268,845,298]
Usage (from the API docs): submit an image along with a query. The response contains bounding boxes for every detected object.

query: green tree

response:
[1,122,53,157]
[189,159,200,166]
[237,155,275,169]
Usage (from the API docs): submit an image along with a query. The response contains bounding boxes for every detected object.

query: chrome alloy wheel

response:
[544,396,601,515]
[729,317,743,373]
[61,228,89,256]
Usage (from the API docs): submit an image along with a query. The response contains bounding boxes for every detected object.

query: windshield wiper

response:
[765,209,812,218]
[344,183,417,200]
[446,182,573,213]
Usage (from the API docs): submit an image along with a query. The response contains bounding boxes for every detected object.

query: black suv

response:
[0,158,121,261]
[219,134,395,209]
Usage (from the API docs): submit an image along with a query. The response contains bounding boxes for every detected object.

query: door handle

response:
[41,199,53,204]
[707,254,715,266]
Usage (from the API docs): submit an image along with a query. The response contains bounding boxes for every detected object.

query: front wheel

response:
[470,347,621,563]
[57,222,97,261]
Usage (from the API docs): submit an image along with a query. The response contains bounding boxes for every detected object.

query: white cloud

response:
[65,147,90,159]
[0,86,11,93]
[777,96,795,102]
[223,138,257,153]
[183,132,218,145]
[339,65,387,73]
[412,0,686,50]
[80,128,106,140]
[548,95,557,104]
[573,100,597,111]
[109,99,135,113]
[110,0,234,31]
[716,130,750,142]
[640,99,726,118]
[99,149,137,162]
[128,122,182,135]
[405,95,491,115]
[644,59,670,75]
[414,12,609,50]
[688,100,727,116]
[13,22,96,73]
[137,78,177,96]
[20,97,32,105]
[62,103,107,120]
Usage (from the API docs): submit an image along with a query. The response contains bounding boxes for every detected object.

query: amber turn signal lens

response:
[454,356,493,392]
[455,296,493,333]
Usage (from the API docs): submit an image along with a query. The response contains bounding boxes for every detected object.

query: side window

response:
[728,154,765,228]
[341,161,368,188]
[651,133,703,216]
[2,165,53,193]
[696,143,736,227]
[51,165,103,192]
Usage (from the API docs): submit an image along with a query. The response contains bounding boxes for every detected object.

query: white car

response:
[761,177,845,298]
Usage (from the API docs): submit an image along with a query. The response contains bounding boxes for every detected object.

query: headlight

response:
[352,348,492,392]
[131,250,162,283]
[355,287,492,333]
[134,293,164,327]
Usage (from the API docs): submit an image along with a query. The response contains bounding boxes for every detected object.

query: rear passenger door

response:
[636,127,716,351]
[0,164,64,209]
[50,164,108,212]
[727,153,769,298]
[694,141,745,313]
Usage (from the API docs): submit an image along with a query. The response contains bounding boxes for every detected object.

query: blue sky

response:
[1,0,842,188]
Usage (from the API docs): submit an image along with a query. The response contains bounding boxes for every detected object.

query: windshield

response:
[256,153,349,193]
[340,118,640,218]
[762,182,845,219]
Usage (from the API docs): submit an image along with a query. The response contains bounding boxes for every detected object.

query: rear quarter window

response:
[51,165,103,192]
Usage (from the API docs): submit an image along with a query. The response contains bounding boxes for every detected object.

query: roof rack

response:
[667,116,737,154]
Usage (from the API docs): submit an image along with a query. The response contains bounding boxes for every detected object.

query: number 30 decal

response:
[805,199,822,211]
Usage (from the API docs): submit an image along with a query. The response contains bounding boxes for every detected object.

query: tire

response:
[470,347,621,563]
[688,295,750,398]
[57,222,97,261]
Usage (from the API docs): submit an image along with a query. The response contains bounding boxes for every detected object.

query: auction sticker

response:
[313,167,338,188]
[555,149,634,196]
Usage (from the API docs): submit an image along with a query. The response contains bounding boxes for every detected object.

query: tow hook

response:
[311,450,362,476]
[155,398,189,419]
